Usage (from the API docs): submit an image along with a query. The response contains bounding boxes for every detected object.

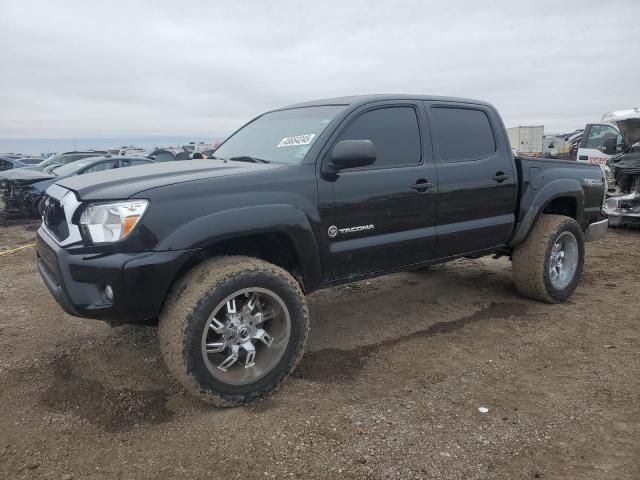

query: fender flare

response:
[156,204,323,290]
[509,179,585,247]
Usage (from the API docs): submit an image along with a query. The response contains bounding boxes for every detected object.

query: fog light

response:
[104,285,114,302]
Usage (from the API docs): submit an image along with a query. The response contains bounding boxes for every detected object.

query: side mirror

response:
[330,140,377,170]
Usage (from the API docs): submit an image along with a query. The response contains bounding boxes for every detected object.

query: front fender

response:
[155,204,322,290]
[510,179,585,247]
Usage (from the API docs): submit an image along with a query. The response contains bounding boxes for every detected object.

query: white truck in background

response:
[578,109,640,226]
[576,121,623,166]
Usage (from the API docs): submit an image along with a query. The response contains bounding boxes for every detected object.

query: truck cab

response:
[576,123,623,167]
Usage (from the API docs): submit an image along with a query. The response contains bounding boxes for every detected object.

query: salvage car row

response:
[0,147,197,216]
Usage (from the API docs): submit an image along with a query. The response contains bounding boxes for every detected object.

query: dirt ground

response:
[0,218,638,479]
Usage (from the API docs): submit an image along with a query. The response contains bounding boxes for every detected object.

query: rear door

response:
[319,101,438,280]
[426,102,517,257]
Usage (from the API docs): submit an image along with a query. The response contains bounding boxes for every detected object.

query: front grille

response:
[43,196,69,242]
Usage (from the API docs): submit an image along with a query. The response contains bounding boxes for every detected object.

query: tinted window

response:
[337,106,421,168]
[0,160,10,171]
[432,107,496,162]
[131,160,151,166]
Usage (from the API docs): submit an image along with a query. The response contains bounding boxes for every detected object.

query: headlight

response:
[79,200,148,243]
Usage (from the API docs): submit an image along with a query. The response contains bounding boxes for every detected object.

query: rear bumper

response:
[584,218,608,242]
[36,227,198,323]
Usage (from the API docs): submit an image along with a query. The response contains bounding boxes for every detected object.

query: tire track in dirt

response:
[295,301,530,382]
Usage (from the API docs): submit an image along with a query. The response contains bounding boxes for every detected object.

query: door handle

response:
[492,172,511,183]
[578,155,588,161]
[410,179,434,192]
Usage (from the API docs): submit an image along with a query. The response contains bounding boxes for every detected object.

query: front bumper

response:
[36,227,198,323]
[584,218,608,242]
[604,192,640,226]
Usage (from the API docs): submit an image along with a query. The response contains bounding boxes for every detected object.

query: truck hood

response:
[55,159,284,200]
[602,108,640,147]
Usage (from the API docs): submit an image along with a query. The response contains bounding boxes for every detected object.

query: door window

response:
[432,107,496,162]
[585,125,621,150]
[81,161,116,174]
[337,106,421,168]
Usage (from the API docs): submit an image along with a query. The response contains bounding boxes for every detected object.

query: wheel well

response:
[176,232,306,292]
[543,197,577,219]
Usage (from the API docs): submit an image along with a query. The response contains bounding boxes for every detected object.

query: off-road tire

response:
[512,214,584,303]
[159,256,309,406]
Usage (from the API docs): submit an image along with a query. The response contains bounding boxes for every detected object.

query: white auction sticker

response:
[277,134,315,148]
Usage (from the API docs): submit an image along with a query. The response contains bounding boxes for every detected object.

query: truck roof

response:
[277,94,494,111]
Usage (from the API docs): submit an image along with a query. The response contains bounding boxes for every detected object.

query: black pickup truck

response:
[36,95,608,406]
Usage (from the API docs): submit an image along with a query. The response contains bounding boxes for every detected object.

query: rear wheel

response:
[512,214,584,303]
[159,256,309,406]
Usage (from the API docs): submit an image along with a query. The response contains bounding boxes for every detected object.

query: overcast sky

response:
[0,0,638,140]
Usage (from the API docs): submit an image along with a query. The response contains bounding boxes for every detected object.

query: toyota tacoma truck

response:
[36,95,608,406]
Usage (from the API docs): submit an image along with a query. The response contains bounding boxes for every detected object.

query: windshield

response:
[51,158,96,176]
[213,106,344,164]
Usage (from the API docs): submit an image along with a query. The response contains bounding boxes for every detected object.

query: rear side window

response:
[82,161,115,174]
[337,106,421,168]
[432,107,496,162]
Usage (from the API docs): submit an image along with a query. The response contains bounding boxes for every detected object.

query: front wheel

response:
[159,256,309,406]
[512,214,585,303]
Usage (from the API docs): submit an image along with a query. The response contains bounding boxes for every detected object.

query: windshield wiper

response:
[228,156,270,164]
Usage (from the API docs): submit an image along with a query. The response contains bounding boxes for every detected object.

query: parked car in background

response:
[2,151,108,176]
[1,156,153,216]
[0,157,28,171]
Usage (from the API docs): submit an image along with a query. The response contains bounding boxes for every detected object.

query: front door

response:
[425,102,517,257]
[577,123,622,167]
[319,102,438,280]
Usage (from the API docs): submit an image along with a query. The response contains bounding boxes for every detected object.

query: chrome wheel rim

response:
[201,287,290,385]
[548,231,579,290]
